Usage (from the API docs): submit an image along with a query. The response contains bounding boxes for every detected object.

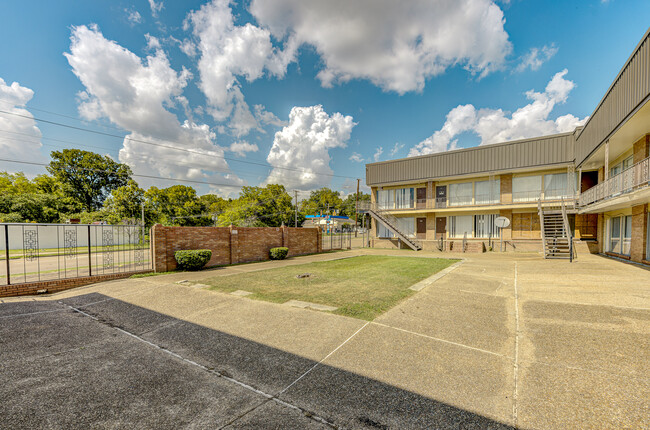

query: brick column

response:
[427,181,435,208]
[633,134,650,164]
[500,174,512,204]
[229,225,239,264]
[630,204,648,263]
[150,224,168,273]
[425,213,436,241]
[596,213,605,253]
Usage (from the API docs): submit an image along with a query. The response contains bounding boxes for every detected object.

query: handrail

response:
[358,201,421,249]
[560,198,574,262]
[538,199,547,257]
[579,155,650,206]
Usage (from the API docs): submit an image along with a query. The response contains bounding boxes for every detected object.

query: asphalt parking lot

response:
[1,249,648,429]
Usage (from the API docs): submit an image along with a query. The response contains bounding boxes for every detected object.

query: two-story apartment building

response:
[363,28,650,265]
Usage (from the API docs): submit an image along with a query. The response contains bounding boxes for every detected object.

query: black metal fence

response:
[1,223,151,286]
[320,228,352,251]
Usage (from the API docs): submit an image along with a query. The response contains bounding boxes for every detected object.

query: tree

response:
[103,180,145,221]
[300,187,343,216]
[340,191,370,218]
[145,185,211,226]
[47,149,132,211]
[218,185,295,227]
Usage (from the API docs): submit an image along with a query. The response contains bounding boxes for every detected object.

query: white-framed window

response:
[395,188,414,209]
[608,215,632,255]
[448,215,473,238]
[610,155,633,178]
[474,180,500,205]
[513,175,542,202]
[449,182,473,206]
[395,217,415,237]
[378,189,394,210]
[377,223,394,238]
[544,173,570,199]
[474,214,499,238]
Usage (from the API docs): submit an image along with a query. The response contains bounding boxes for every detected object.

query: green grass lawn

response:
[201,255,456,320]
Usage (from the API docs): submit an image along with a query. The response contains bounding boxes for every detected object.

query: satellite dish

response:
[494,216,510,228]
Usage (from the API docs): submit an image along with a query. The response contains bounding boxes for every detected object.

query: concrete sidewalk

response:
[1,249,648,428]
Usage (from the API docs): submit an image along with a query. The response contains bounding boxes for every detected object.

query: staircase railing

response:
[537,199,547,257]
[358,201,421,250]
[560,198,574,262]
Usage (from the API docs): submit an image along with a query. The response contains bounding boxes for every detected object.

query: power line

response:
[0,157,244,189]
[0,109,357,180]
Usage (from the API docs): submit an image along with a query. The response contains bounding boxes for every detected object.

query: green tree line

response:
[0,149,370,228]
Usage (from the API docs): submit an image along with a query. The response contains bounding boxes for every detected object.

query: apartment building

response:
[363,28,650,265]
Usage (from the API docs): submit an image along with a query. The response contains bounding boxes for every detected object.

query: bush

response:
[174,249,212,270]
[269,247,289,260]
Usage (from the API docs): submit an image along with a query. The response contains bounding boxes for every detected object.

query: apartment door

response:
[436,186,447,208]
[435,217,446,239]
[416,217,426,239]
[416,187,426,208]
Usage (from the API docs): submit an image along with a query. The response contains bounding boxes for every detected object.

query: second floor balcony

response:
[579,155,650,209]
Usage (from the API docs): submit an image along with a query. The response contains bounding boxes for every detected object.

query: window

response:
[449,183,473,206]
[475,214,499,238]
[377,223,394,238]
[544,173,569,199]
[395,188,414,209]
[610,155,633,178]
[608,215,632,255]
[474,180,500,205]
[395,217,415,237]
[449,215,473,238]
[512,176,541,202]
[378,189,394,210]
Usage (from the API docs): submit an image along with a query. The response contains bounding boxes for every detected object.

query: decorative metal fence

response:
[0,223,151,286]
[320,228,352,251]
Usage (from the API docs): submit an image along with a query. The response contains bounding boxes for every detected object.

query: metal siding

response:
[366,133,575,186]
[576,32,650,165]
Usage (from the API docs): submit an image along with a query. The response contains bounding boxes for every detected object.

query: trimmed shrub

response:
[174,249,212,270]
[269,247,289,260]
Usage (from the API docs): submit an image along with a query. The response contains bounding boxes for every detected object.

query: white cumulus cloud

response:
[349,152,364,163]
[64,24,244,192]
[264,105,355,189]
[228,141,259,157]
[373,146,384,162]
[515,44,558,73]
[0,78,47,173]
[409,69,588,156]
[126,9,142,25]
[148,0,163,17]
[186,0,296,136]
[250,0,512,93]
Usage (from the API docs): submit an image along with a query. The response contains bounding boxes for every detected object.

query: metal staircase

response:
[358,202,422,251]
[538,198,574,261]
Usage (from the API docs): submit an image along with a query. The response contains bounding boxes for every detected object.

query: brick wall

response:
[500,174,512,204]
[630,204,648,263]
[633,134,650,164]
[150,224,321,272]
[0,271,148,298]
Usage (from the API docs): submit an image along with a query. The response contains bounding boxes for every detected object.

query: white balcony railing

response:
[579,156,650,207]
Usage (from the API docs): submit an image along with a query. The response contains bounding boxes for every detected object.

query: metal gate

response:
[1,223,151,286]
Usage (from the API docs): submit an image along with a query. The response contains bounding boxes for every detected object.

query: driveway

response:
[1,250,648,429]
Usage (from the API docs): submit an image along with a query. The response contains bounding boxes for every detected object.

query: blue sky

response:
[0,0,648,197]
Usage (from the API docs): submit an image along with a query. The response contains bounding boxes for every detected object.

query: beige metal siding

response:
[366,133,575,186]
[576,30,650,165]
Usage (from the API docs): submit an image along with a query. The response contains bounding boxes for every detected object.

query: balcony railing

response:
[579,156,650,207]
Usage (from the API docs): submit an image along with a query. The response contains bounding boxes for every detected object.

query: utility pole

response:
[294,190,298,227]
[355,178,360,237]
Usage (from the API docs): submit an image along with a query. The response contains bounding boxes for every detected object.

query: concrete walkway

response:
[1,249,648,429]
